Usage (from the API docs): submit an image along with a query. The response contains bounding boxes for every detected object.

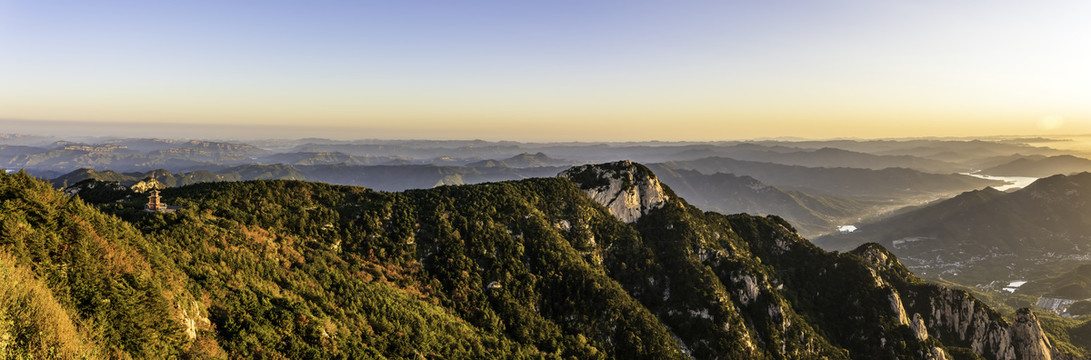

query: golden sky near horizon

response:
[1,1,1088,141]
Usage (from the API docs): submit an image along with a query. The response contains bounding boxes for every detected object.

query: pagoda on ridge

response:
[145,190,170,212]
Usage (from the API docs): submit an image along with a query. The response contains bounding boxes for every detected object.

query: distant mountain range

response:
[3,135,1073,175]
[660,156,1001,199]
[765,139,1063,166]
[256,151,402,166]
[670,145,966,174]
[646,164,870,237]
[815,172,1091,285]
[466,152,576,168]
[0,139,271,178]
[4,134,1079,240]
[982,155,1091,177]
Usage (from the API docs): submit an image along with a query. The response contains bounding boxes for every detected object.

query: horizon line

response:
[3,118,1087,144]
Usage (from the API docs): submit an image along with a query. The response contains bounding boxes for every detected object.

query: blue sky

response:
[1,0,1088,140]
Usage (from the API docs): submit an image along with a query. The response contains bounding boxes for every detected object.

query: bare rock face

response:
[889,291,911,327]
[908,278,1057,360]
[925,287,1017,359]
[177,300,210,340]
[1011,309,1052,360]
[560,161,670,223]
[130,177,165,193]
[911,313,929,341]
[855,243,1057,360]
[917,288,1050,360]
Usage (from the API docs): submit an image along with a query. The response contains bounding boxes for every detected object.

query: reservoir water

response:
[962,172,1038,191]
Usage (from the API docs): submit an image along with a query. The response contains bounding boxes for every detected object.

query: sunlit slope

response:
[0,171,208,358]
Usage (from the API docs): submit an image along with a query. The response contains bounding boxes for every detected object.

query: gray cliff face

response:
[559,160,669,223]
[1011,309,1053,360]
[916,288,1055,360]
[923,287,1016,359]
[856,244,1056,360]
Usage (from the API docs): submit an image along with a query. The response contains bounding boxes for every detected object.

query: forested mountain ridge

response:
[0,171,216,358]
[49,164,566,192]
[0,163,1074,359]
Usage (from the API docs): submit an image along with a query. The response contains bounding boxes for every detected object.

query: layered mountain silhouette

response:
[255,151,395,166]
[671,145,965,173]
[982,155,1091,177]
[661,156,1001,198]
[646,164,869,237]
[816,172,1091,285]
[467,152,575,168]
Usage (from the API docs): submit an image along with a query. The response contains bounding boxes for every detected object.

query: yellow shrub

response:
[0,254,101,359]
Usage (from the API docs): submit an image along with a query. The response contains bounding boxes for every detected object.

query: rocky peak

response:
[560,161,670,223]
[130,177,166,193]
[1011,308,1053,360]
[853,243,913,276]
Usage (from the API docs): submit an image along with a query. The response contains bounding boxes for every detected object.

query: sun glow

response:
[1037,115,1066,131]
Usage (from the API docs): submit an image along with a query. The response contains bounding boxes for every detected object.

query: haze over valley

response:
[10,133,1074,236]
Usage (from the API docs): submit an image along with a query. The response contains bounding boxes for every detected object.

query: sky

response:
[1,0,1089,141]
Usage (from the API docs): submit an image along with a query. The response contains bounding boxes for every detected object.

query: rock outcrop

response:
[1011,309,1053,360]
[854,244,1057,360]
[922,286,1017,359]
[130,177,166,193]
[560,160,669,223]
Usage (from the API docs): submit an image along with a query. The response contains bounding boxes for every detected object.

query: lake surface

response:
[962,172,1039,191]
